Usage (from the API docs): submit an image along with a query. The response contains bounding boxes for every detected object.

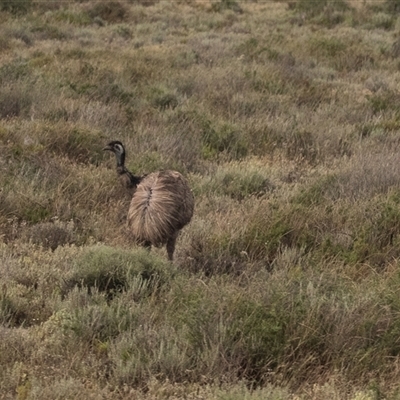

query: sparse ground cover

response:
[2,0,400,398]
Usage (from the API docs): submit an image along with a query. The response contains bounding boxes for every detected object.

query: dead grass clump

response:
[325,150,400,201]
[308,34,376,73]
[284,129,318,163]
[384,0,400,13]
[65,66,137,108]
[110,323,193,386]
[308,36,347,61]
[0,172,53,224]
[52,9,92,26]
[38,122,103,163]
[181,195,318,273]
[148,108,249,164]
[201,120,248,160]
[30,22,70,41]
[210,0,242,14]
[0,82,33,119]
[129,0,159,6]
[154,110,203,172]
[2,25,33,46]
[290,0,350,27]
[23,220,75,251]
[0,0,31,14]
[235,37,280,64]
[178,201,252,275]
[148,85,179,110]
[194,162,273,200]
[348,3,396,32]
[0,292,27,327]
[367,89,400,115]
[86,1,129,24]
[0,56,32,83]
[32,0,69,12]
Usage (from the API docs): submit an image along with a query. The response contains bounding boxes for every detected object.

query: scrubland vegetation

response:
[3,0,400,398]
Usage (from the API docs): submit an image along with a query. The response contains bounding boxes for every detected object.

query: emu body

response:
[104,141,194,260]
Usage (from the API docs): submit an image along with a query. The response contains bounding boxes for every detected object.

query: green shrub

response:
[0,58,31,83]
[292,0,348,19]
[63,245,173,299]
[31,23,69,40]
[201,119,248,160]
[370,12,395,30]
[53,9,92,25]
[86,1,129,23]
[149,86,179,110]
[67,71,136,106]
[385,0,400,13]
[21,203,51,224]
[211,0,242,13]
[195,163,271,200]
[293,174,339,206]
[0,292,23,326]
[236,38,280,62]
[350,198,400,265]
[110,324,191,385]
[309,37,346,59]
[290,0,350,28]
[63,293,138,342]
[367,91,400,114]
[0,0,31,14]
[113,24,132,39]
[226,298,285,381]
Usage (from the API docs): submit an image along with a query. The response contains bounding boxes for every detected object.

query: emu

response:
[104,140,194,261]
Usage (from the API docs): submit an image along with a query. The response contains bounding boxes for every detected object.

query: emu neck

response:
[113,151,142,188]
[115,151,125,169]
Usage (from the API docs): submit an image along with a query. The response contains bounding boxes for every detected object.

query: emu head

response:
[103,140,126,167]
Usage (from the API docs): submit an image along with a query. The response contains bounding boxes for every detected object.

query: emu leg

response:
[143,241,152,252]
[166,232,178,261]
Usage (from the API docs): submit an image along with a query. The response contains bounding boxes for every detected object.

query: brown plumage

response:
[104,141,194,261]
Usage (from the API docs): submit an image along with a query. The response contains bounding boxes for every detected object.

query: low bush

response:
[0,0,31,14]
[211,0,242,13]
[86,1,129,23]
[291,0,349,27]
[62,245,174,299]
[195,162,272,200]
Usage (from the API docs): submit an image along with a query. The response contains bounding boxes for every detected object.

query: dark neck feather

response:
[113,147,142,188]
[116,166,142,188]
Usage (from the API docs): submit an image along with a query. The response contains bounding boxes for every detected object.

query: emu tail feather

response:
[127,170,194,247]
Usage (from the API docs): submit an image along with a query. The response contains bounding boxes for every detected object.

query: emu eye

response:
[114,144,124,154]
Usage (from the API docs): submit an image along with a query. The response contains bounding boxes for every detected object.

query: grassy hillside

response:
[2,0,400,398]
